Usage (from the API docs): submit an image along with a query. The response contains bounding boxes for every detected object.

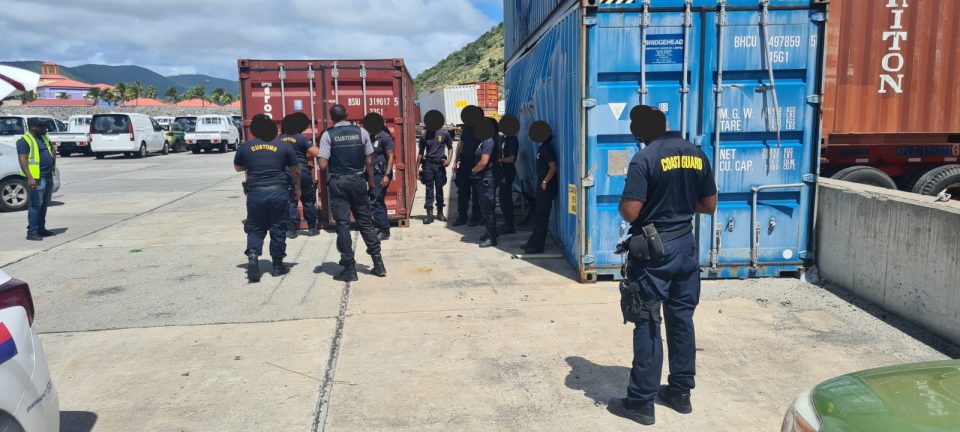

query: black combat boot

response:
[436,208,447,222]
[479,237,498,248]
[607,398,655,426]
[287,227,298,239]
[308,226,320,236]
[657,385,692,414]
[378,230,391,241]
[271,258,289,277]
[423,209,434,225]
[334,265,359,282]
[451,217,467,227]
[247,252,261,283]
[371,255,387,277]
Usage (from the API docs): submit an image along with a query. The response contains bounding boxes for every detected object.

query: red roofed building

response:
[226,100,241,108]
[36,62,96,100]
[175,98,216,108]
[25,99,96,107]
[121,98,169,107]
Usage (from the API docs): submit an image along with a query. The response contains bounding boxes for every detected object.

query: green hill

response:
[414,23,504,97]
[0,61,238,95]
[0,61,87,82]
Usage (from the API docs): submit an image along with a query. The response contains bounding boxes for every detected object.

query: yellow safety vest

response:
[20,133,53,179]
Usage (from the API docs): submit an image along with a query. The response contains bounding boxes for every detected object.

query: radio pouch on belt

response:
[642,223,665,259]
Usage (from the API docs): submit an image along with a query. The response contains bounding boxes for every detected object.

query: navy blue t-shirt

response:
[16,133,54,176]
[474,137,496,174]
[234,138,298,188]
[419,130,452,163]
[499,135,519,175]
[536,138,557,184]
[373,130,395,164]
[621,131,717,233]
[458,125,480,164]
[279,133,313,171]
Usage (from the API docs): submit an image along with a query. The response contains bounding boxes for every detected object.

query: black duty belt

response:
[654,223,694,243]
[248,184,289,192]
[330,172,365,179]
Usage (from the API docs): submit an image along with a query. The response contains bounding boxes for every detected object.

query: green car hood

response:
[812,360,960,432]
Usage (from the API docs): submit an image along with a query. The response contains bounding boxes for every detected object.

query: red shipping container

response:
[462,81,500,111]
[238,59,418,228]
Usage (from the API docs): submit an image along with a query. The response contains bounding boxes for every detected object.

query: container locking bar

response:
[639,0,650,103]
[278,65,287,118]
[680,0,692,138]
[749,183,805,269]
[332,61,340,104]
[709,0,727,270]
[759,0,783,148]
[360,62,368,115]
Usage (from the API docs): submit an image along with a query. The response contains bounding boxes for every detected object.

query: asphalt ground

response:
[1,150,953,431]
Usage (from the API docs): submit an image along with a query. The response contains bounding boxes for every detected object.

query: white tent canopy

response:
[0,65,41,100]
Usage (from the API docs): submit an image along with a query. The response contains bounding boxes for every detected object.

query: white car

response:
[0,116,62,151]
[153,116,174,128]
[0,270,59,432]
[184,115,239,154]
[89,113,168,159]
[0,121,62,212]
[47,115,92,157]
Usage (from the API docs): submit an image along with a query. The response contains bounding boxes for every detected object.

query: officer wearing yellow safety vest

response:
[16,118,57,241]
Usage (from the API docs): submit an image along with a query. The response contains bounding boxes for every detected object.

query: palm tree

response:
[86,88,102,103]
[19,90,37,103]
[114,82,128,102]
[188,85,205,100]
[218,93,236,106]
[144,85,159,100]
[57,92,70,100]
[164,87,180,103]
[209,87,225,104]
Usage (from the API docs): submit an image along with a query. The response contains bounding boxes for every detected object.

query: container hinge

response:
[278,66,286,80]
[582,176,595,188]
[802,174,817,184]
[806,94,822,104]
[582,98,597,108]
[581,255,595,265]
[810,12,827,22]
[583,16,597,26]
[799,250,812,259]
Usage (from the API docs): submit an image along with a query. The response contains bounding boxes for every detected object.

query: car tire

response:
[231,139,239,151]
[58,149,71,157]
[95,152,105,159]
[911,164,960,199]
[830,166,897,189]
[136,142,147,158]
[83,147,93,156]
[0,177,29,212]
[220,142,228,153]
[162,142,169,155]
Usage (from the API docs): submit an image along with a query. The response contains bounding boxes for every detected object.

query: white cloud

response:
[0,0,498,79]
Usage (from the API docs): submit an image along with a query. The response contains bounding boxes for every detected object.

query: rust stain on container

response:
[821,0,960,139]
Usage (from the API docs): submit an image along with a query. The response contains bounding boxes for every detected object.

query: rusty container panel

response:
[463,81,500,111]
[238,59,418,228]
[822,0,960,139]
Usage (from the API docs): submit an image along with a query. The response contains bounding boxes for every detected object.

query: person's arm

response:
[499,138,517,164]
[233,147,246,173]
[317,132,330,172]
[442,133,453,167]
[541,161,557,190]
[16,140,36,189]
[289,164,302,199]
[472,154,491,175]
[416,138,424,167]
[363,131,376,189]
[382,148,395,187]
[619,199,644,223]
[453,140,463,172]
[306,144,319,159]
[695,194,718,214]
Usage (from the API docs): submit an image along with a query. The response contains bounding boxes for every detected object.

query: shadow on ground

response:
[565,356,629,407]
[60,411,97,432]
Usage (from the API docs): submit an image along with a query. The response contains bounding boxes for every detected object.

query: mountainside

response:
[414,23,504,97]
[0,61,239,95]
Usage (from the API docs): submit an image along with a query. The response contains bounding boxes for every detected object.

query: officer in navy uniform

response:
[417,110,453,224]
[607,107,718,426]
[471,117,500,247]
[452,105,484,227]
[364,113,395,241]
[279,112,319,239]
[496,115,521,235]
[317,104,386,281]
[521,121,558,254]
[235,114,300,283]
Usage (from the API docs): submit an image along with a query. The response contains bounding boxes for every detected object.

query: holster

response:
[616,223,668,264]
[242,181,250,195]
[618,278,662,325]
[481,177,492,188]
[374,160,387,176]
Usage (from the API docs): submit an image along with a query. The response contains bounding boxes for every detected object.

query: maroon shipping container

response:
[820,0,960,197]
[463,81,500,113]
[238,59,418,227]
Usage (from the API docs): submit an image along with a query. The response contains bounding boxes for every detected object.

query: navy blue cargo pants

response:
[474,172,499,240]
[289,168,318,229]
[328,174,381,267]
[626,231,701,405]
[371,174,390,234]
[421,161,446,211]
[245,188,289,260]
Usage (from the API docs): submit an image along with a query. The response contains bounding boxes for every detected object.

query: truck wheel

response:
[83,147,93,156]
[911,165,960,199]
[831,166,897,189]
[95,152,105,159]
[162,142,169,155]
[0,177,29,212]
[58,149,71,157]
[191,146,200,154]
[136,142,147,158]
[219,142,228,153]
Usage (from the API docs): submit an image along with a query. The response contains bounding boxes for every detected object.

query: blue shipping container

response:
[505,0,825,281]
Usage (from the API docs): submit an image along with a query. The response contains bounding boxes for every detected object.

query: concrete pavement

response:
[0,151,953,431]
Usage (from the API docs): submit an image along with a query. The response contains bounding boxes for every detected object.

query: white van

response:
[184,115,240,154]
[89,113,167,159]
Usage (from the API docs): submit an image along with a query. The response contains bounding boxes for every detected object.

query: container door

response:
[698,6,822,278]
[584,8,703,278]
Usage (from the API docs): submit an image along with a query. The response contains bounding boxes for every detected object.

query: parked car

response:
[89,113,168,159]
[185,115,239,154]
[0,270,60,432]
[782,360,960,432]
[0,124,62,212]
[173,116,197,133]
[48,115,92,157]
[153,116,174,128]
[0,116,62,150]
[162,123,187,153]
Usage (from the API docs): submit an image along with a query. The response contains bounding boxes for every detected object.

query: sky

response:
[0,0,504,80]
